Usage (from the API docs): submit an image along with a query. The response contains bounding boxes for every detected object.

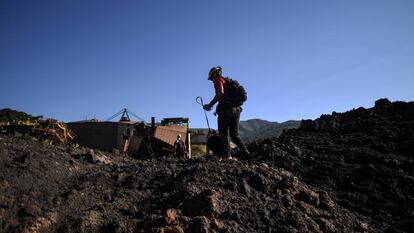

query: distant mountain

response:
[239,119,300,143]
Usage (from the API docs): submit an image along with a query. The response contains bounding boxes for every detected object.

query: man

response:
[203,66,250,158]
[173,134,187,158]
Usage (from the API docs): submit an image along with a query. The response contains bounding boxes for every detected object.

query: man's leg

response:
[217,111,231,157]
[229,107,250,155]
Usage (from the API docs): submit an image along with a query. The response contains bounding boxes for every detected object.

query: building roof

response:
[161,117,189,126]
[154,125,188,146]
[67,120,138,125]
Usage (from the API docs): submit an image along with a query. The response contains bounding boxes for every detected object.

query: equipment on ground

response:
[1,112,75,144]
[31,119,75,144]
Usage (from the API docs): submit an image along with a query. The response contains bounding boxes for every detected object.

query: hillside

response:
[239,119,300,143]
[248,98,414,232]
[0,108,42,123]
[1,98,413,232]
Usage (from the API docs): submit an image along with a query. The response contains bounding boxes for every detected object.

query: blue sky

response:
[1,0,413,128]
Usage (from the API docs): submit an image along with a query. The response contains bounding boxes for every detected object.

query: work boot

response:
[233,148,250,160]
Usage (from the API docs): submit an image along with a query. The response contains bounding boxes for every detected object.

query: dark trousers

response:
[217,106,248,154]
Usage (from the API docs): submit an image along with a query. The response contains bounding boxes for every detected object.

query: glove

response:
[203,104,212,111]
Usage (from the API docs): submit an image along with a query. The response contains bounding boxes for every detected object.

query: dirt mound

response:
[1,98,413,232]
[1,135,363,233]
[249,98,414,232]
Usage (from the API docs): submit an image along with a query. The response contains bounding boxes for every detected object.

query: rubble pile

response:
[1,136,361,233]
[0,98,413,232]
[249,98,414,232]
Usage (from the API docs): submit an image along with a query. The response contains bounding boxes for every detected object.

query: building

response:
[67,117,191,157]
[67,120,136,152]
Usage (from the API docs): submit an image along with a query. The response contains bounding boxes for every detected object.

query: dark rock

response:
[165,209,178,225]
[317,191,335,211]
[158,225,185,233]
[277,172,299,190]
[182,189,220,218]
[241,179,252,197]
[187,216,210,233]
[18,204,40,218]
[248,174,267,192]
[374,98,392,109]
[316,218,335,232]
[355,221,369,232]
[295,188,320,206]
[85,149,97,163]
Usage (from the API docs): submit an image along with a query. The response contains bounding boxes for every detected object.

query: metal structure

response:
[107,108,146,123]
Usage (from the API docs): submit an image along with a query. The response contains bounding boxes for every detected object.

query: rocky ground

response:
[0,98,413,233]
[249,98,414,232]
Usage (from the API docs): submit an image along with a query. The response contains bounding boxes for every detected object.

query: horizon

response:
[0,97,407,126]
[1,1,413,128]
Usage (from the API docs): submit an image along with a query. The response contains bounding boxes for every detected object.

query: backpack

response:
[224,78,247,107]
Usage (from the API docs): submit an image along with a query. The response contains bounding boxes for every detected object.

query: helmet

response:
[208,66,222,80]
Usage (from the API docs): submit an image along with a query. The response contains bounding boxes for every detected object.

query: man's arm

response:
[203,83,224,111]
